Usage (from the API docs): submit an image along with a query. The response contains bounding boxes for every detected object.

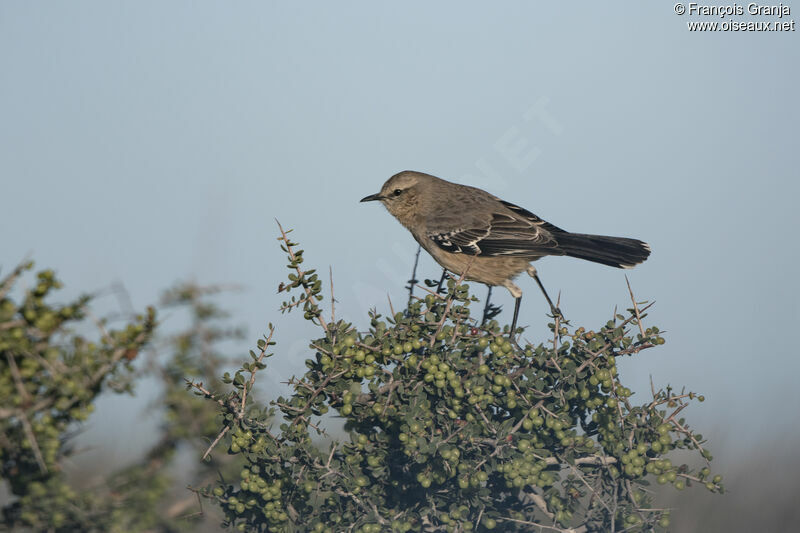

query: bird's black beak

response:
[360,193,384,203]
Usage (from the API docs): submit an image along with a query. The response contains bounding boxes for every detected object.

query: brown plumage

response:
[361,170,651,332]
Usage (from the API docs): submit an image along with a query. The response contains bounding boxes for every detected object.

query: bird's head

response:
[360,171,425,225]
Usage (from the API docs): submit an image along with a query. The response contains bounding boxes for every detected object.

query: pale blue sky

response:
[1,1,798,467]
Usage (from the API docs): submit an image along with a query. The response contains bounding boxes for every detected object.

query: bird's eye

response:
[393,189,403,196]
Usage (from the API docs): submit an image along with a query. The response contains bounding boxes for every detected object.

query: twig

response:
[6,352,48,473]
[525,490,555,519]
[441,421,468,445]
[187,380,226,407]
[330,266,336,325]
[169,485,206,519]
[667,411,710,461]
[380,376,396,417]
[0,260,29,300]
[611,482,618,533]
[201,425,231,461]
[475,506,485,532]
[574,302,655,374]
[240,326,275,416]
[413,283,448,300]
[333,488,388,525]
[497,515,588,533]
[471,403,496,435]
[325,442,337,468]
[276,220,329,335]
[406,245,422,307]
[0,319,24,331]
[624,276,646,338]
[289,370,347,427]
[22,348,66,378]
[624,479,644,522]
[355,380,401,405]
[193,327,276,461]
[89,328,152,387]
[550,295,563,371]
[559,454,612,514]
[429,258,474,347]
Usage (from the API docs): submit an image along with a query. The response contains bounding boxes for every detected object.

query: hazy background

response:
[2,2,798,530]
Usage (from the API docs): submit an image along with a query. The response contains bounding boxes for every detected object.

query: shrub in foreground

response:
[193,227,722,532]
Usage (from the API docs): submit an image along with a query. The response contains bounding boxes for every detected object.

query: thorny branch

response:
[276,220,329,335]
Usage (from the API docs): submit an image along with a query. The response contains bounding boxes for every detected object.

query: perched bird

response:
[360,170,651,334]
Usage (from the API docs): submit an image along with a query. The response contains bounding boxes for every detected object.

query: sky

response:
[1,1,799,468]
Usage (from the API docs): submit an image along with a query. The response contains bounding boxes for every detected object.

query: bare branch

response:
[6,352,47,473]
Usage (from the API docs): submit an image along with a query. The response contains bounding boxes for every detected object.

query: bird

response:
[360,170,651,335]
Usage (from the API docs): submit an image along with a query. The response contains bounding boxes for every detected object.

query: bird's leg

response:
[435,268,447,294]
[501,280,524,339]
[509,296,521,335]
[527,266,562,317]
[481,286,493,325]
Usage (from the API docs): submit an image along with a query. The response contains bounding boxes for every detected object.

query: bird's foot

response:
[504,327,521,349]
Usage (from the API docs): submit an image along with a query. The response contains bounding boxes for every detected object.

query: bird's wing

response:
[427,200,566,257]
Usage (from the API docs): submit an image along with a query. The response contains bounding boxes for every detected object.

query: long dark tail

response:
[555,232,651,269]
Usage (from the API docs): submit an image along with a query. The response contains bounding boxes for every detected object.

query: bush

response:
[0,264,243,532]
[193,226,722,532]
[0,262,155,530]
